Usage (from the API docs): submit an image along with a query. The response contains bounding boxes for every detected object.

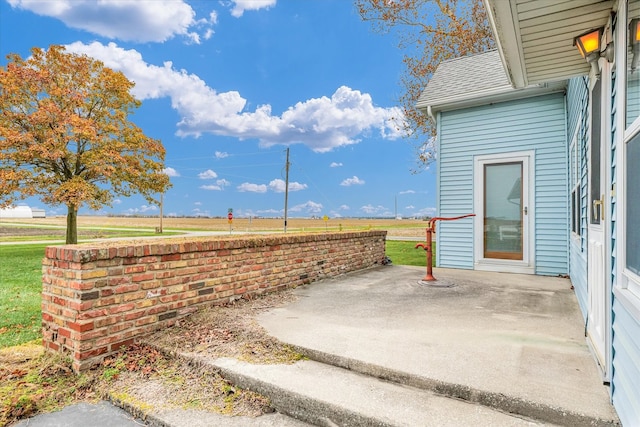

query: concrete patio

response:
[248,265,619,425]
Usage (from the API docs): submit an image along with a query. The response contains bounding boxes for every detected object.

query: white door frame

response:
[586,56,611,380]
[474,150,535,274]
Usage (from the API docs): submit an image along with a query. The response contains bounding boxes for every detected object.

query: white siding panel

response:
[438,93,568,274]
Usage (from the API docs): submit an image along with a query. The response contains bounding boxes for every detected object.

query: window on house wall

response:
[628,0,640,129]
[570,133,582,236]
[628,133,640,277]
[624,0,640,296]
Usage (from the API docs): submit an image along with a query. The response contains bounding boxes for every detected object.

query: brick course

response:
[42,231,386,371]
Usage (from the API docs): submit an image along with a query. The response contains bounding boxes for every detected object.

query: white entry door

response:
[587,77,609,377]
[474,151,534,274]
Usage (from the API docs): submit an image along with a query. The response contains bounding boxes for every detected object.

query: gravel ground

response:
[98,290,302,418]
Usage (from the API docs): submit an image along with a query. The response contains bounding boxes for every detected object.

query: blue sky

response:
[0,0,436,219]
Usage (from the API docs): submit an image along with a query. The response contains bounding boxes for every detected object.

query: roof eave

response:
[417,82,566,115]
[483,0,615,89]
[483,0,527,88]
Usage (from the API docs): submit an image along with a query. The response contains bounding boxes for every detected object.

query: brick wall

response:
[41,231,386,371]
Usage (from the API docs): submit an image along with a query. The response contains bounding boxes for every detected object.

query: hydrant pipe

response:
[415,214,476,282]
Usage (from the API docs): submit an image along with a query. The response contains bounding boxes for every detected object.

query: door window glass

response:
[484,162,523,260]
[591,79,603,224]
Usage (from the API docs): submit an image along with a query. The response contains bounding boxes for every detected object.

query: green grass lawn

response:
[385,240,434,267]
[0,244,49,347]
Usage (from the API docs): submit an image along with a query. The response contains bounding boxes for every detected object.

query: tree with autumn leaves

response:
[0,45,170,244]
[357,0,495,168]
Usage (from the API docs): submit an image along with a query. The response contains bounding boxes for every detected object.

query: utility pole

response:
[159,193,164,233]
[395,194,397,220]
[284,147,290,233]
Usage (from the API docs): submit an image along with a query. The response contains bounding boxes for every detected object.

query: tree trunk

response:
[66,204,78,244]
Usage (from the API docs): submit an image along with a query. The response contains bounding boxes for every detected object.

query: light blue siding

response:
[611,58,640,426]
[612,300,640,425]
[436,93,568,275]
[566,77,589,317]
[570,247,588,319]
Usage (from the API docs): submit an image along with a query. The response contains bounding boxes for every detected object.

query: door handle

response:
[593,197,604,221]
[523,206,528,215]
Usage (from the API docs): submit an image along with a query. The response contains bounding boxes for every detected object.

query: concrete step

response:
[289,345,620,427]
[211,357,545,427]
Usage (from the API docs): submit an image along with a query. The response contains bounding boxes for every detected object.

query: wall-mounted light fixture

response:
[629,18,640,72]
[573,27,614,78]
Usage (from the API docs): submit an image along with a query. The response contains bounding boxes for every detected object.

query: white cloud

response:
[411,207,437,217]
[200,184,222,191]
[229,0,276,17]
[215,151,229,159]
[209,11,218,25]
[339,204,350,210]
[113,199,122,205]
[216,178,231,187]
[399,190,415,195]
[360,204,389,215]
[257,208,281,215]
[163,167,180,177]
[268,179,307,193]
[198,169,218,179]
[418,135,438,164]
[237,182,267,193]
[194,201,202,206]
[330,162,343,168]
[8,0,213,44]
[340,176,365,186]
[290,200,323,214]
[64,42,406,153]
[126,204,158,214]
[405,205,415,209]
[191,208,210,217]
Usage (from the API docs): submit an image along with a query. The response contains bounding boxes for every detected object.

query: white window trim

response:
[616,0,640,317]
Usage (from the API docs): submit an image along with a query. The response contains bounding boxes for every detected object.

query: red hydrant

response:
[415,214,475,281]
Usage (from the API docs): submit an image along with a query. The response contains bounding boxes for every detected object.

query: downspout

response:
[427,105,436,121]
[564,90,570,281]
[434,108,441,268]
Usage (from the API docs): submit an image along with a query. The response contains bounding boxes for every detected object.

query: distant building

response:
[0,205,45,218]
[31,208,46,218]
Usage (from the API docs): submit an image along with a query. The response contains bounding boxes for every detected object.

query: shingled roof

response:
[416,50,567,114]
[416,50,512,112]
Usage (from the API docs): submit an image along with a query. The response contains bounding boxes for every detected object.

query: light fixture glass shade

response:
[574,28,603,58]
[630,18,640,46]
